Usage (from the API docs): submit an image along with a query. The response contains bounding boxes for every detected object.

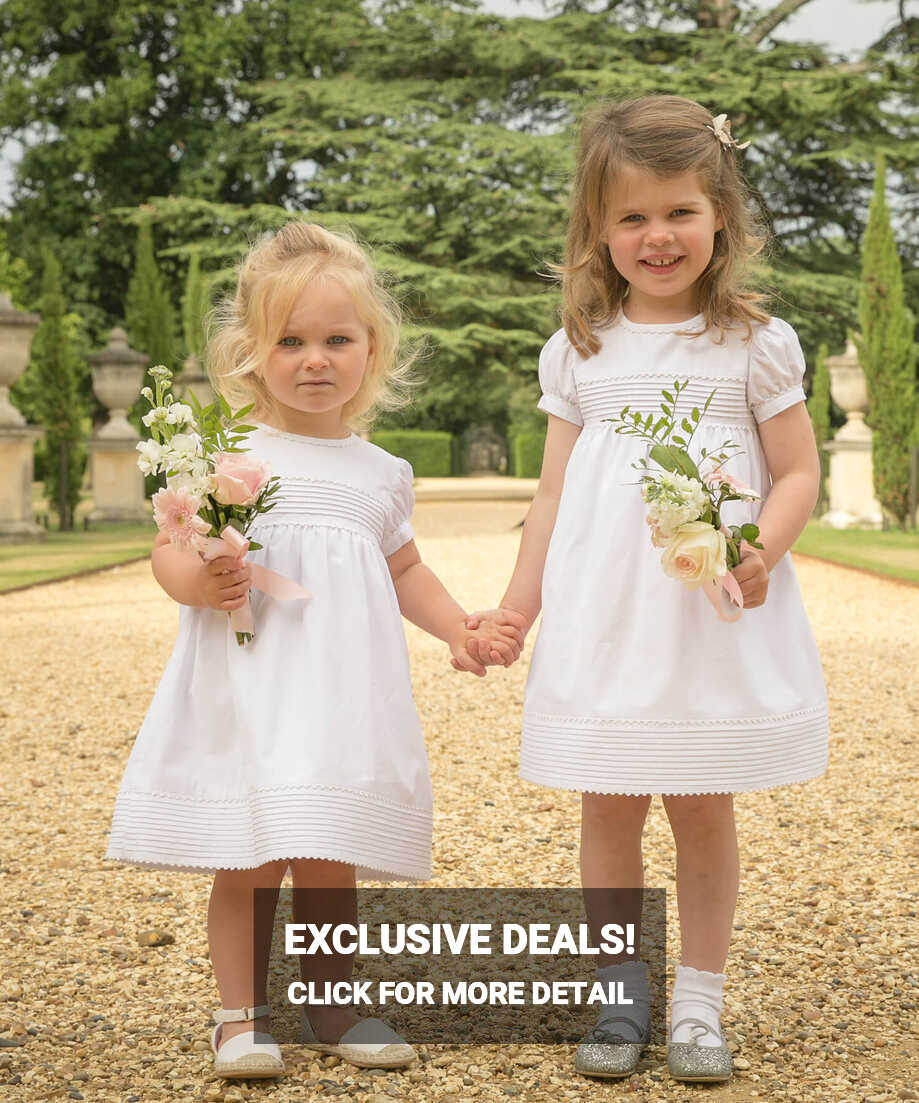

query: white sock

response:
[669,965,725,1047]
[594,960,650,1043]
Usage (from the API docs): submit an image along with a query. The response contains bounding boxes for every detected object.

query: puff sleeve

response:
[747,317,808,423]
[536,328,583,427]
[381,457,416,557]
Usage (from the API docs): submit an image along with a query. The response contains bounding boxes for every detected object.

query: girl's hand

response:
[462,607,528,666]
[731,543,769,609]
[198,555,252,612]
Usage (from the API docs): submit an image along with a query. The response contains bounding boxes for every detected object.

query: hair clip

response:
[707,114,751,151]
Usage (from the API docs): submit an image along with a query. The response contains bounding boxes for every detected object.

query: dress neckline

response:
[254,423,359,447]
[615,311,706,334]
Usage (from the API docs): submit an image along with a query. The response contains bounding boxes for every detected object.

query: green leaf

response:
[662,390,674,404]
[741,523,761,541]
[649,444,680,472]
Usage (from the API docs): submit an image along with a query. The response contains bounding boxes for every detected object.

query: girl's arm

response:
[151,529,252,611]
[387,542,523,677]
[465,414,582,663]
[732,402,820,607]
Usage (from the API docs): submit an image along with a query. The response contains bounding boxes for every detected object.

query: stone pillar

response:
[0,292,44,542]
[87,328,149,523]
[822,340,883,529]
[174,353,215,408]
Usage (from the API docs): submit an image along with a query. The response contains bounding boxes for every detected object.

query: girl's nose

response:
[645,224,675,245]
[302,345,330,369]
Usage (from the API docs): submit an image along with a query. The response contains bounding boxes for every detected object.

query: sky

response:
[0,0,904,208]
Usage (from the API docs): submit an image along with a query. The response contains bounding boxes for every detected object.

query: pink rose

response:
[212,453,272,507]
[152,486,212,552]
[704,466,759,499]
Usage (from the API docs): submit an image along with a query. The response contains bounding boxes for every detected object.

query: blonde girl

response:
[465,96,828,1082]
[106,222,522,1080]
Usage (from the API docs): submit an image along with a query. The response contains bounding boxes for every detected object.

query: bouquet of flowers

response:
[608,380,763,620]
[136,364,303,645]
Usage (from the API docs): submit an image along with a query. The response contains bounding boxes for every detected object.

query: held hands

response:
[731,542,769,609]
[449,607,529,675]
[198,553,252,612]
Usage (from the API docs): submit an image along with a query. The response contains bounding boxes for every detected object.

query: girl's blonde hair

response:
[557,95,770,356]
[207,221,414,431]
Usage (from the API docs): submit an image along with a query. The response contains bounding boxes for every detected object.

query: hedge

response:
[513,431,545,478]
[371,430,453,477]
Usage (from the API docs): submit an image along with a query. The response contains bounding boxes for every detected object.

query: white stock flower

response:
[135,438,164,476]
[165,402,195,427]
[141,405,170,428]
[643,472,708,537]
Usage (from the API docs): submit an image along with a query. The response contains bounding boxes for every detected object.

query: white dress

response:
[521,314,829,795]
[105,426,432,881]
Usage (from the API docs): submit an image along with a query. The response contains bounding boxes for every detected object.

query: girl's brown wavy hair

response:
[555,95,770,357]
[207,221,415,432]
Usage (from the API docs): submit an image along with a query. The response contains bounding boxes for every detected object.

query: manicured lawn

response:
[793,521,919,584]
[0,524,154,592]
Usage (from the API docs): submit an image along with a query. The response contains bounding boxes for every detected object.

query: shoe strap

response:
[670,1016,723,1045]
[213,1004,270,1024]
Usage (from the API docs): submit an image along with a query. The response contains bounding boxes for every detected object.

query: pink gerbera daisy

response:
[152,486,211,552]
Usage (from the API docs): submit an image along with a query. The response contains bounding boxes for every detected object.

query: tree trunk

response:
[746,0,816,46]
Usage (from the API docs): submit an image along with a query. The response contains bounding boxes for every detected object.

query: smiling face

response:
[259,276,373,438]
[605,166,723,323]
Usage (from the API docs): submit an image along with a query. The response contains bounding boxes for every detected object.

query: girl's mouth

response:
[640,256,685,274]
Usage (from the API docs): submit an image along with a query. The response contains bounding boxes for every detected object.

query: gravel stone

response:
[1,503,917,1102]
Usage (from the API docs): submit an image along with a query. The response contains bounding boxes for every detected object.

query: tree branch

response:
[746,0,816,46]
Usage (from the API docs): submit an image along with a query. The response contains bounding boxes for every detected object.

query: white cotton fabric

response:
[105,426,432,881]
[524,314,828,795]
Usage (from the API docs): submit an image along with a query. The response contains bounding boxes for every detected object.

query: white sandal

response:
[210,1003,284,1079]
[300,1012,416,1069]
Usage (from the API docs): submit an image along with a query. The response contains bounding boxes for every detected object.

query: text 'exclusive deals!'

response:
[258,888,667,1043]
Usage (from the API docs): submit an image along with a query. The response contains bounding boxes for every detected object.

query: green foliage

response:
[371,430,453,477]
[856,156,918,527]
[2,0,918,447]
[806,343,832,514]
[27,249,88,530]
[125,221,177,374]
[182,253,210,361]
[0,224,29,304]
[513,432,546,478]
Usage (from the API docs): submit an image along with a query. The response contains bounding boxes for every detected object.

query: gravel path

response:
[1,501,916,1103]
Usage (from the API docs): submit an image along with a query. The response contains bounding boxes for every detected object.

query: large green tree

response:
[856,155,918,527]
[2,0,918,438]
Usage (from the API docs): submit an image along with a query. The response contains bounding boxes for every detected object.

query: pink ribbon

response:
[702,570,744,623]
[200,525,311,637]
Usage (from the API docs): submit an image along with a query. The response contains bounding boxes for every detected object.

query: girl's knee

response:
[663,793,735,838]
[213,859,289,892]
[289,857,355,888]
[582,792,652,831]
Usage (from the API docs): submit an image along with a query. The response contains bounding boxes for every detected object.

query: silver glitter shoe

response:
[574,1016,650,1079]
[667,1017,733,1082]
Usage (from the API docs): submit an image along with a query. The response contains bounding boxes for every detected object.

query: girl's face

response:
[260,277,373,438]
[605,167,723,323]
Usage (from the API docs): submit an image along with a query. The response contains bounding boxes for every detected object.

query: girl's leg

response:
[289,858,359,1042]
[581,793,651,962]
[208,859,289,1047]
[661,794,738,972]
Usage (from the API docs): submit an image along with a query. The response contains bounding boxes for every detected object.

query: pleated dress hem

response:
[104,784,433,883]
[520,703,829,796]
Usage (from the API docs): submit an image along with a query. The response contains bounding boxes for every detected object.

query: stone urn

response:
[89,328,149,440]
[0,291,40,427]
[823,339,883,528]
[827,340,870,443]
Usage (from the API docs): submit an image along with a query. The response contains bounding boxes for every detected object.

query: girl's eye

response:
[279,336,300,347]
[671,209,694,217]
[328,335,349,345]
[622,214,644,223]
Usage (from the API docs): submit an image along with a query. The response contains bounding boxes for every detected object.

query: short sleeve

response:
[536,329,583,427]
[747,317,807,423]
[381,457,415,557]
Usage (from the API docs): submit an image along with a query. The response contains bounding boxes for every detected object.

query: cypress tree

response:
[806,343,832,516]
[182,252,209,361]
[125,220,177,375]
[856,156,918,527]
[31,248,86,530]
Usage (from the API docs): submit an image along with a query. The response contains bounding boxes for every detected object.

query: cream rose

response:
[660,521,727,589]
